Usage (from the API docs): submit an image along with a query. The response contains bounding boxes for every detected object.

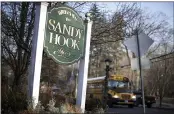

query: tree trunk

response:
[12,72,22,90]
[159,95,163,107]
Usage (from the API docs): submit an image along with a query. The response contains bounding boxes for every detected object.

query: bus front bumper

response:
[108,98,136,105]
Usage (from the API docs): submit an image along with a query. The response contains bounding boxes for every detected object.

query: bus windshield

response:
[108,80,129,88]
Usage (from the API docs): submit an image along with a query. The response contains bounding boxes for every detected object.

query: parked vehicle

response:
[133,91,156,108]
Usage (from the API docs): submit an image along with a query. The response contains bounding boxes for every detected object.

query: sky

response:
[96,2,173,26]
[141,2,173,25]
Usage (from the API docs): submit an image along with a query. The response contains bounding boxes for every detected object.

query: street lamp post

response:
[104,59,112,111]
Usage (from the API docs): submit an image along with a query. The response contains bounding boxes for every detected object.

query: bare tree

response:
[1,2,35,89]
[145,44,174,107]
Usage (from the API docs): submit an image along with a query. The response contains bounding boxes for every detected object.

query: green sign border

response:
[44,5,85,64]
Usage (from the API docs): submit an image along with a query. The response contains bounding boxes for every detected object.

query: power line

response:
[150,52,174,61]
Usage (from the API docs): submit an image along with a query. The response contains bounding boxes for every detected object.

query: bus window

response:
[108,80,129,88]
[118,81,128,88]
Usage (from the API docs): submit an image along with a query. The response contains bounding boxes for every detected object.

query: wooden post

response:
[76,14,93,113]
[28,2,48,108]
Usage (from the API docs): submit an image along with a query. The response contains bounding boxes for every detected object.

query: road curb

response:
[153,107,174,111]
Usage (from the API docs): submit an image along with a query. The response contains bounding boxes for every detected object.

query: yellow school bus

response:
[86,75,136,108]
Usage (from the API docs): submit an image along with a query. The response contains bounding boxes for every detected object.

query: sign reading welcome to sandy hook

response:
[44,5,85,64]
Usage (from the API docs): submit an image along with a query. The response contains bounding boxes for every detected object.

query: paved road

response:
[108,105,174,114]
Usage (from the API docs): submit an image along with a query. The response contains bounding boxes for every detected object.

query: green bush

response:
[2,85,81,114]
[1,87,28,114]
[47,99,60,113]
[85,98,103,111]
[19,98,82,114]
[47,99,82,113]
[92,107,105,113]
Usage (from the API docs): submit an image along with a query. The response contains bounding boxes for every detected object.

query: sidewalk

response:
[153,100,174,110]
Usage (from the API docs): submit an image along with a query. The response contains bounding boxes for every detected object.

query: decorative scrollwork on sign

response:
[57,48,71,58]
